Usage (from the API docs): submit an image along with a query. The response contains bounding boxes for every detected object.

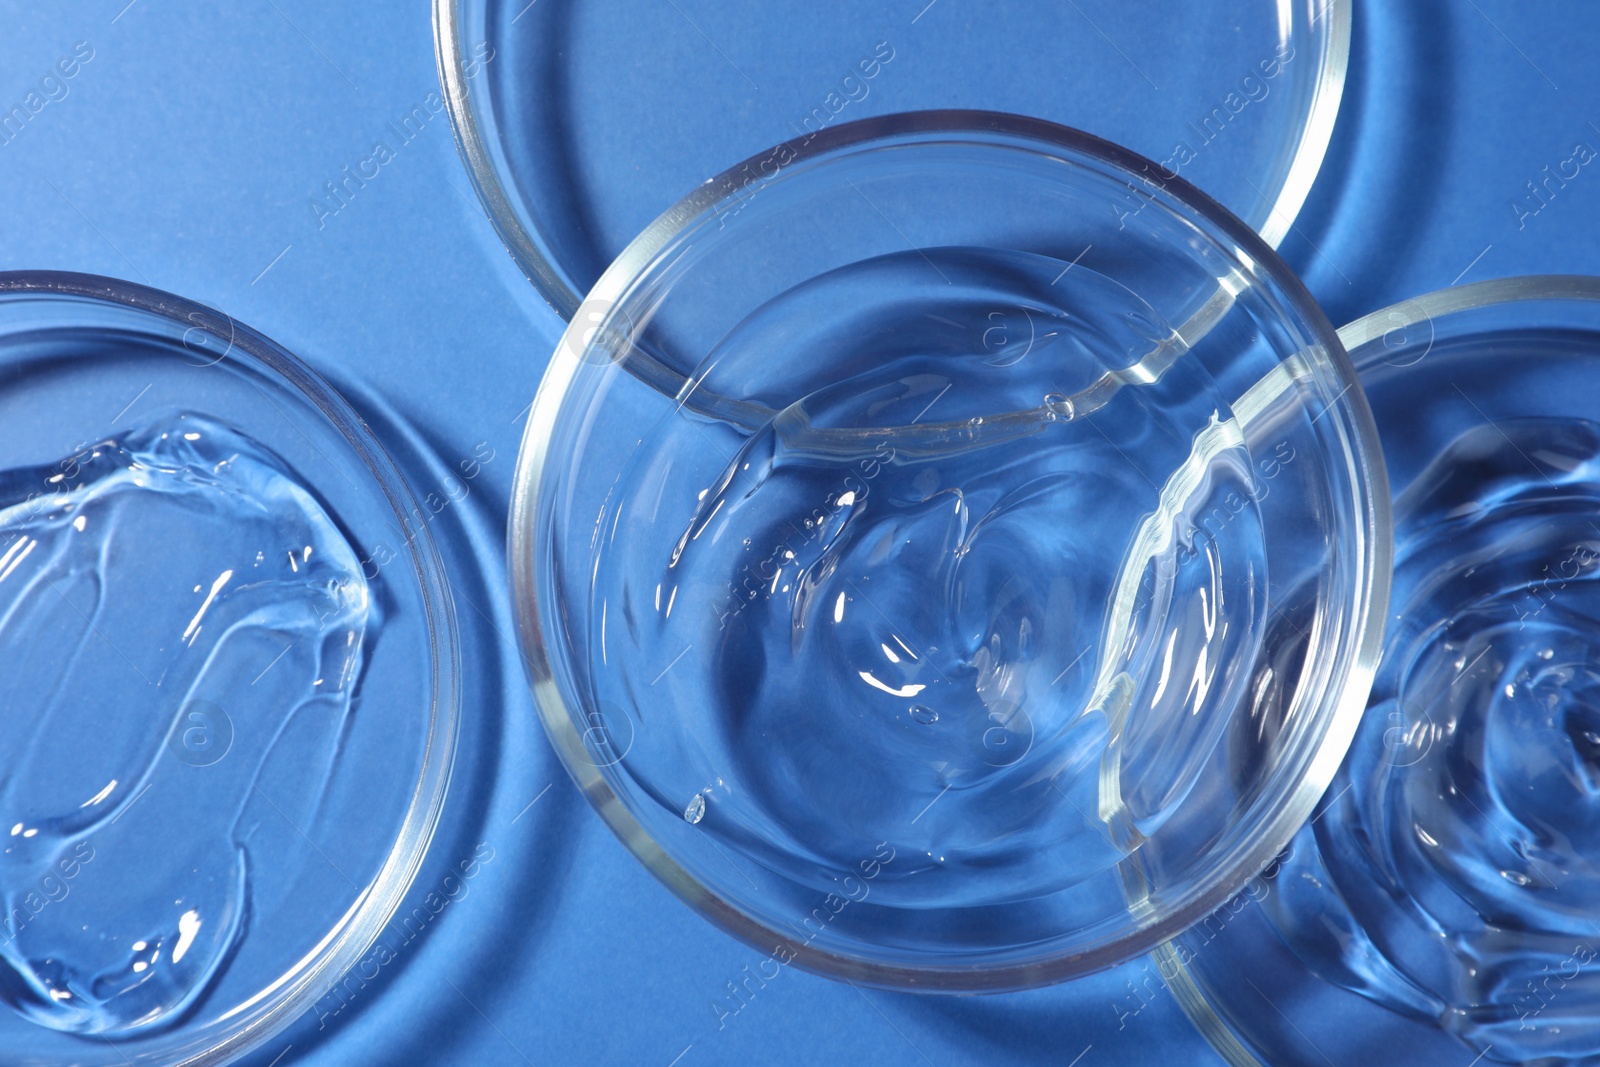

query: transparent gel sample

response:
[0,413,371,1036]
[591,249,1267,914]
[523,116,1383,987]
[1262,418,1600,1063]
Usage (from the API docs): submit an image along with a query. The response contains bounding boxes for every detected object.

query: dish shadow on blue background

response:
[1278,0,1460,323]
[242,385,586,1064]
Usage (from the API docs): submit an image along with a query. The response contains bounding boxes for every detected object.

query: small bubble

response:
[1540,647,1555,660]
[910,705,938,725]
[684,794,706,824]
[1501,869,1532,887]
[1043,393,1074,421]
[968,416,984,428]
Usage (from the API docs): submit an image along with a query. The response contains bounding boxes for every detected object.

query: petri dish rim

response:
[432,0,1352,320]
[1165,272,1600,1067]
[507,111,1392,991]
[0,270,460,1067]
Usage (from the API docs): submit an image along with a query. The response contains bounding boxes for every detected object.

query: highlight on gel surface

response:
[0,412,372,1036]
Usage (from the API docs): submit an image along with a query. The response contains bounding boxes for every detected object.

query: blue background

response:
[2,2,1598,1065]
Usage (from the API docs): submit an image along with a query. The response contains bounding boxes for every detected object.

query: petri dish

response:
[435,0,1350,319]
[509,112,1389,991]
[1171,277,1600,1067]
[0,273,457,1066]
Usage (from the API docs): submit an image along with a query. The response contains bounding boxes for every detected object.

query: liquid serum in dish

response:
[587,248,1273,920]
[1264,419,1600,1064]
[0,413,372,1036]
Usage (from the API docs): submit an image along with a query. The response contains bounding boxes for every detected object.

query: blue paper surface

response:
[1,2,1597,1064]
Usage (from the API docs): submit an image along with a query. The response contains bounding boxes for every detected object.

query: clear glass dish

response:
[509,112,1389,991]
[435,0,1350,318]
[0,272,458,1066]
[1172,276,1600,1067]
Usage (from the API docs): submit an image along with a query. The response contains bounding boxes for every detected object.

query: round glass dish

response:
[435,0,1350,318]
[0,273,457,1066]
[509,112,1389,991]
[1171,276,1600,1067]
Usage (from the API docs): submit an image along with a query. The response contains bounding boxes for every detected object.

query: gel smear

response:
[1264,419,1600,1064]
[590,249,1270,914]
[0,413,372,1036]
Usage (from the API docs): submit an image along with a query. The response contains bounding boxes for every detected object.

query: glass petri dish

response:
[509,112,1389,991]
[1171,276,1600,1067]
[435,0,1350,319]
[0,273,457,1066]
